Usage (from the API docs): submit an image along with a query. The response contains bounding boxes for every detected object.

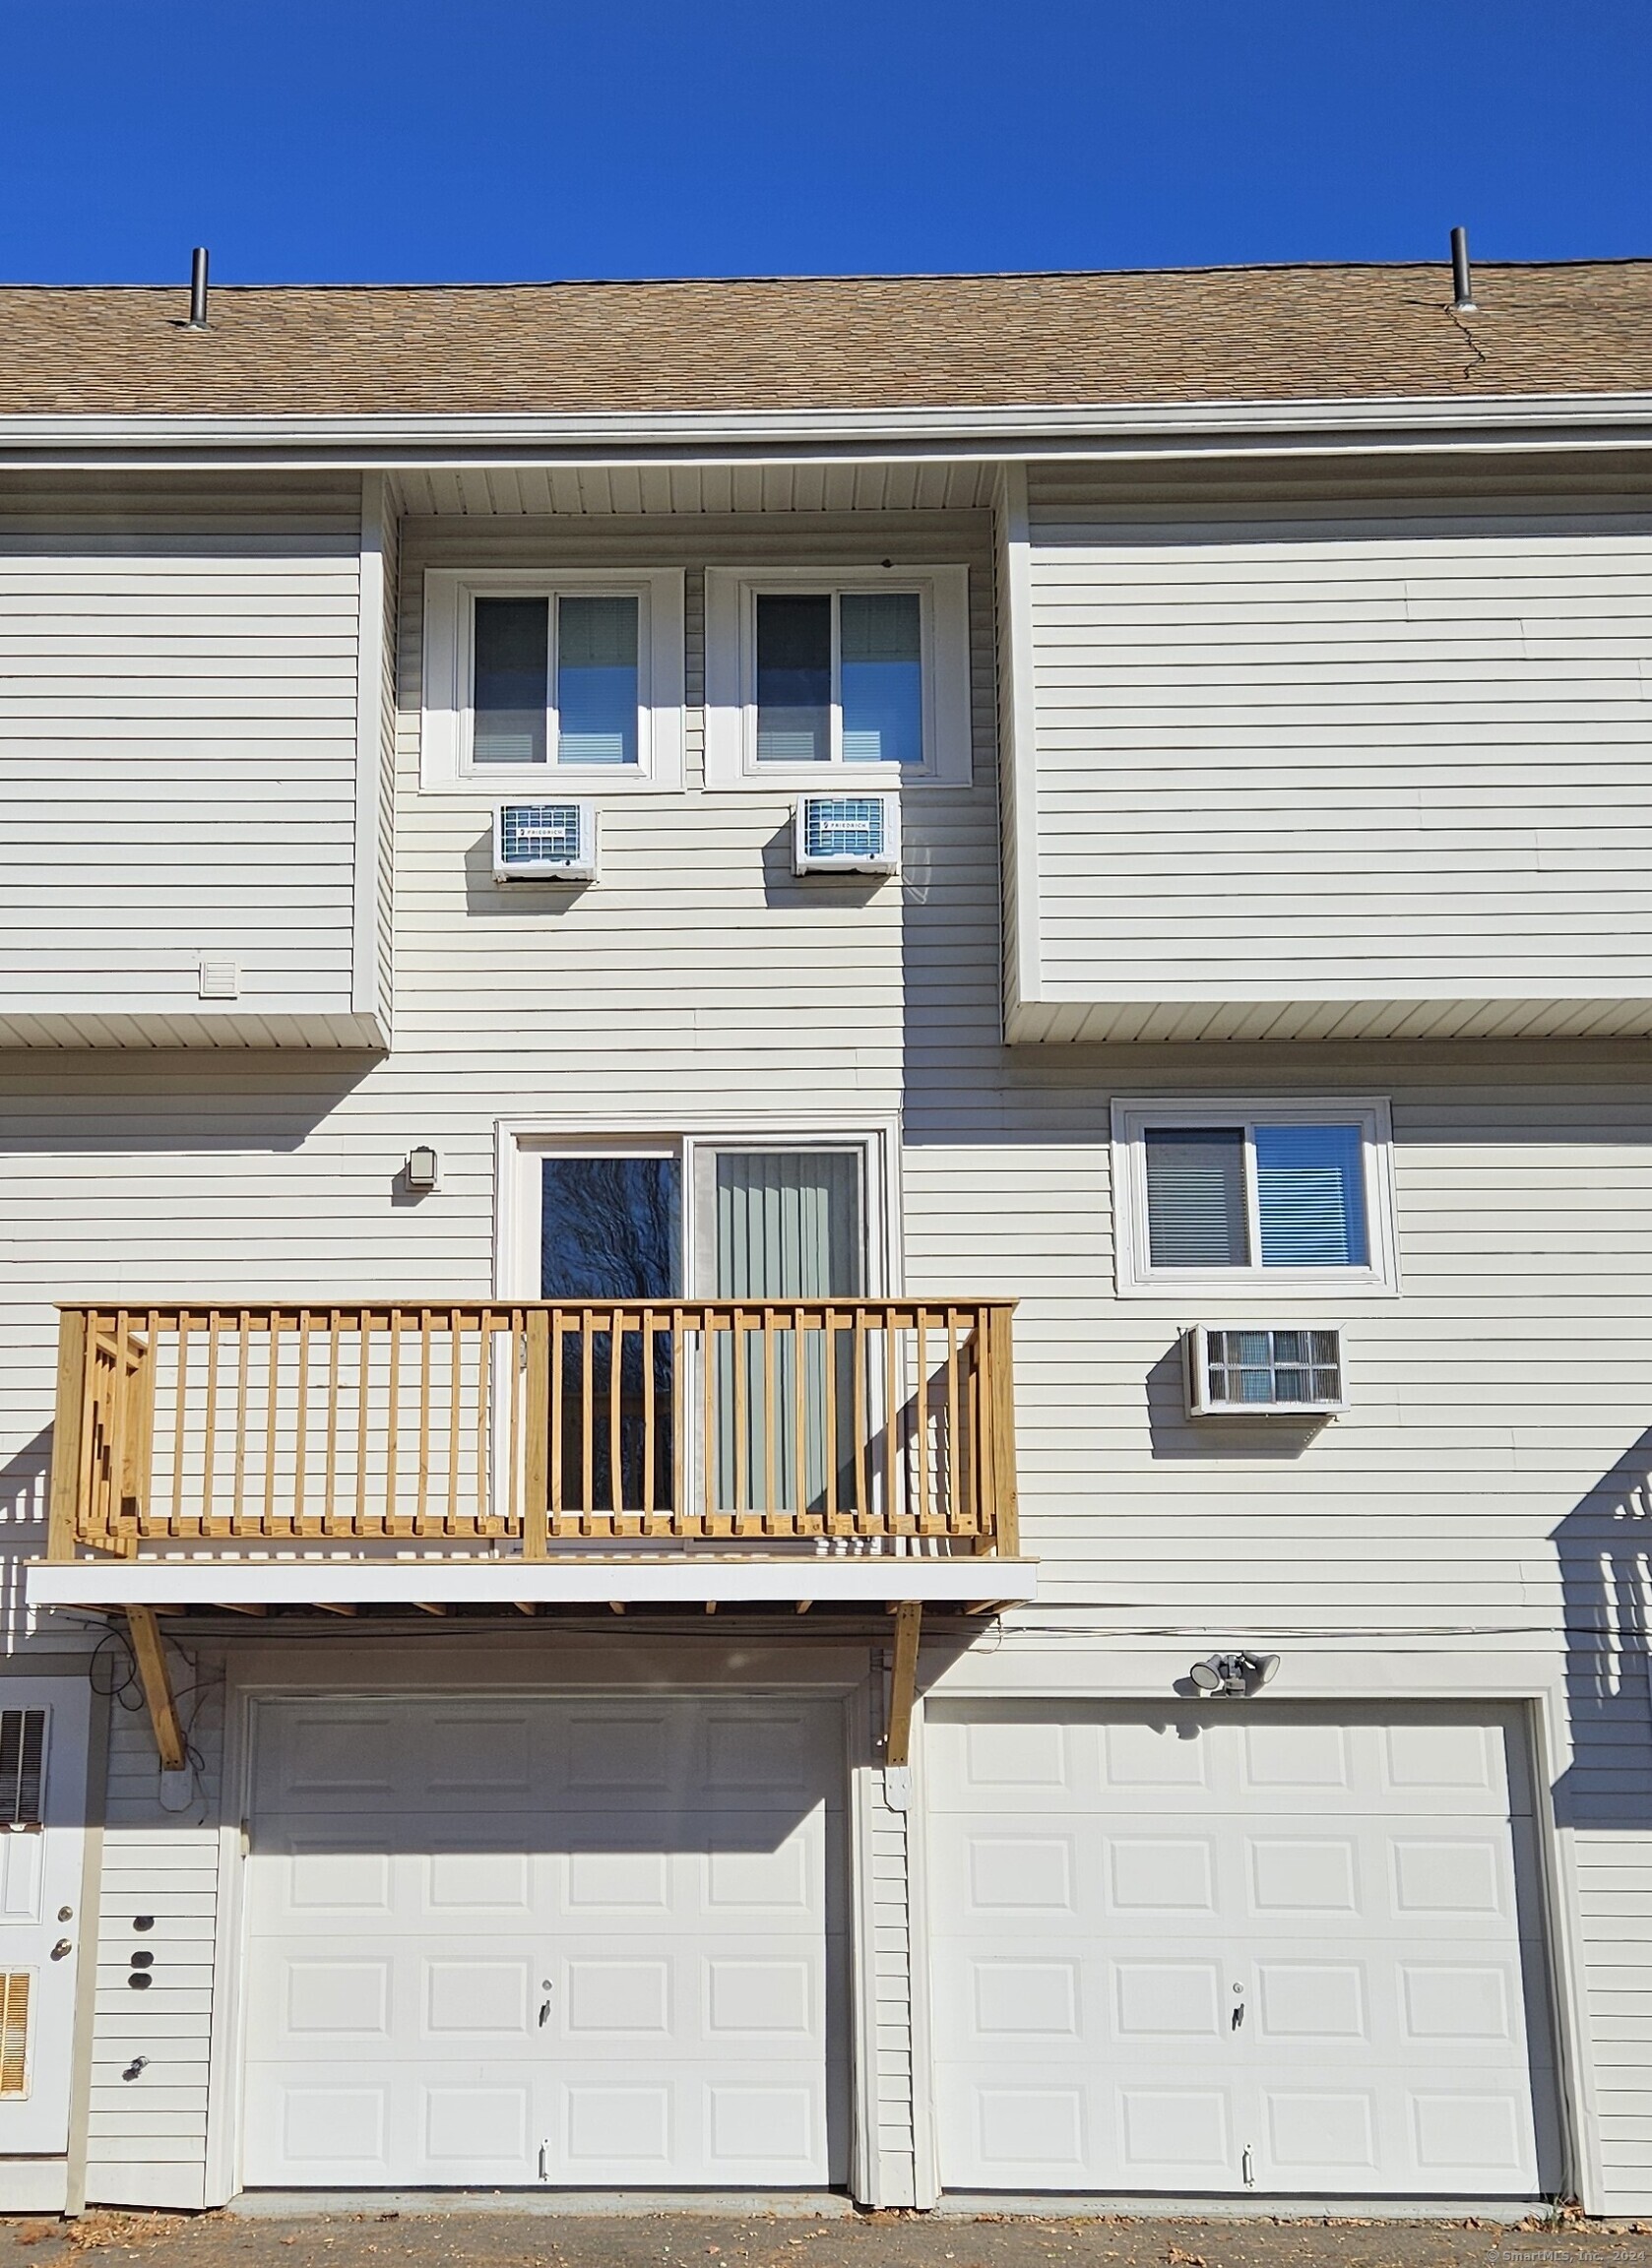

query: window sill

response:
[704,768,957,793]
[424,771,686,796]
[1114,1272,1399,1301]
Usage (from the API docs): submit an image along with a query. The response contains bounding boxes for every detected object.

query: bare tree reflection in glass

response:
[540,1158,680,1515]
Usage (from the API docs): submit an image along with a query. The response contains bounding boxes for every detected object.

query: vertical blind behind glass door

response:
[713,1151,863,1517]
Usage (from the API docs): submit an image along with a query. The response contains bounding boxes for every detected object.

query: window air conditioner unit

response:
[493,800,599,882]
[794,792,901,876]
[1184,1325,1347,1418]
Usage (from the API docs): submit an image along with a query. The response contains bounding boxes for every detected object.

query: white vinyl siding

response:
[84,1667,223,2210]
[5,474,1652,2212]
[0,475,386,1047]
[1006,480,1652,1043]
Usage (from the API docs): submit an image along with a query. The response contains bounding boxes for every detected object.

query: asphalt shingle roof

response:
[1,263,1650,418]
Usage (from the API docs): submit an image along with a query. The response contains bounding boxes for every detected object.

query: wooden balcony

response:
[44,1299,1021,1572]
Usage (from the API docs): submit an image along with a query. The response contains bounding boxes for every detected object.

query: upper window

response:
[705,567,972,788]
[1112,1100,1397,1295]
[422,570,685,790]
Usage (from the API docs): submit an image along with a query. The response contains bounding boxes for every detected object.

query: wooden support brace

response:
[886,1600,922,1769]
[125,1607,186,1772]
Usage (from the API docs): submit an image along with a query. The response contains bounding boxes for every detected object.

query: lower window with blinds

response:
[1112,1099,1397,1295]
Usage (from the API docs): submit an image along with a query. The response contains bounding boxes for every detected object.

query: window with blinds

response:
[0,1712,44,1829]
[1116,1101,1394,1292]
[473,593,642,769]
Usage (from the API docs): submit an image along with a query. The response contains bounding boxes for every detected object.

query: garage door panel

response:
[939,2068,1102,2184]
[928,1704,1556,2198]
[929,1707,1529,1820]
[255,1815,829,1930]
[244,1697,845,2189]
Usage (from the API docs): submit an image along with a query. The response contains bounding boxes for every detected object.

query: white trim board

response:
[26,1559,1037,1612]
[8,390,1652,460]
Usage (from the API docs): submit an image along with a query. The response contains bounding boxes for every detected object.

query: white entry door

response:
[243,1695,846,2187]
[927,1703,1557,2197]
[0,1679,91,2155]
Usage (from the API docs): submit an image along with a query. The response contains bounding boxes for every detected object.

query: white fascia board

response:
[26,1557,1038,1612]
[5,391,1652,467]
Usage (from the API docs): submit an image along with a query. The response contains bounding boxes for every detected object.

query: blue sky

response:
[2,0,1647,284]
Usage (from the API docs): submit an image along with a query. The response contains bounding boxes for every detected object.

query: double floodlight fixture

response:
[1189,1650,1281,1699]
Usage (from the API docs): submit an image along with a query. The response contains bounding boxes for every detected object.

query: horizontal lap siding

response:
[1022,489,1652,1005]
[0,479,364,1026]
[897,1059,1652,2211]
[392,515,991,1102]
[8,482,1652,2204]
[85,1655,223,2209]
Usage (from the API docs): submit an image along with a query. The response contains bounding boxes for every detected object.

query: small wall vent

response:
[493,801,600,882]
[793,792,901,876]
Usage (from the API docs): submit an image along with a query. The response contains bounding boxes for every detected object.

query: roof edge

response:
[5,390,1652,467]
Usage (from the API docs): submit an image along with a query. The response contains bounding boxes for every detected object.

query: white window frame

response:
[421,568,686,792]
[704,565,972,788]
[1111,1097,1399,1298]
[496,1119,900,1299]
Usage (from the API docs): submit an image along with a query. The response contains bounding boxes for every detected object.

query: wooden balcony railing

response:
[45,1300,1019,1560]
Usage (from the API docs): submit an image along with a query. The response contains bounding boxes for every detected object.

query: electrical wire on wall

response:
[86,1621,222,1816]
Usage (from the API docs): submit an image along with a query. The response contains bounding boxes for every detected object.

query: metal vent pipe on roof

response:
[186,246,209,329]
[1450,225,1477,314]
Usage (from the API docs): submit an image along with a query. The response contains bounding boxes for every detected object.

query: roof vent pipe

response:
[1450,225,1477,314]
[186,246,209,330]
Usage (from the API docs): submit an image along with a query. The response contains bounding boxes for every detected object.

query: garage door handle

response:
[1231,2002,1243,2030]
[539,1989,552,2028]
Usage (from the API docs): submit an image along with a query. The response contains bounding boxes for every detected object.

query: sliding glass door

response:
[534,1141,872,1526]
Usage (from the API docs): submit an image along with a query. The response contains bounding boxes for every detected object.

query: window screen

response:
[0,1712,44,1828]
[1144,1128,1247,1267]
[556,596,638,766]
[841,593,921,765]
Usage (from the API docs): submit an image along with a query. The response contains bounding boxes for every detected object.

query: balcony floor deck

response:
[26,1552,1037,1616]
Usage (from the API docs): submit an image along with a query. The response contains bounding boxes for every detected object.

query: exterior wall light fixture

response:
[405,1145,441,1194]
[1189,1650,1280,1698]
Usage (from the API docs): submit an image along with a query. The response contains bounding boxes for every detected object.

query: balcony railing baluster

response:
[46,1299,1017,1560]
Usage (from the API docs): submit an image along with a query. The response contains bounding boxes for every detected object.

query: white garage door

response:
[244,1695,846,2188]
[927,1703,1557,2197]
